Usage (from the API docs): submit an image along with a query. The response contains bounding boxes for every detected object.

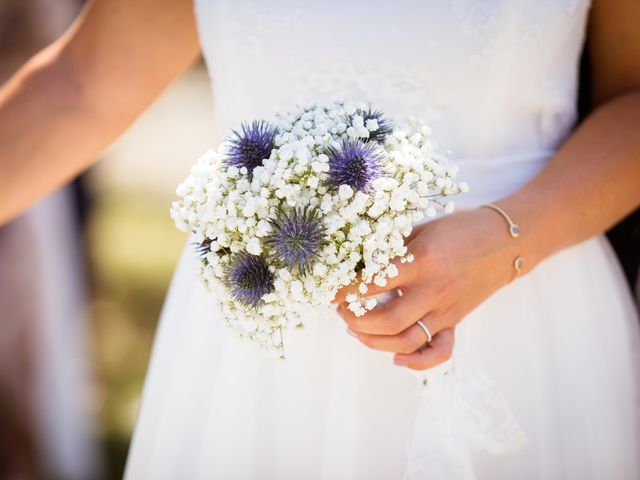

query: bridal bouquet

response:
[171,100,466,357]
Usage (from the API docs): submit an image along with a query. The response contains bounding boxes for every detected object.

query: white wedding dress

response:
[125,1,640,478]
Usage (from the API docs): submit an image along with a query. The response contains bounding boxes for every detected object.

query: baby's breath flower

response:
[170,99,467,356]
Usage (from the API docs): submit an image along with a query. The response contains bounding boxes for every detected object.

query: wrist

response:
[476,199,550,285]
[471,206,524,287]
[490,197,547,276]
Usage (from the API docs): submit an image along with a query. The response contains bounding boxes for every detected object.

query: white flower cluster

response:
[171,99,467,358]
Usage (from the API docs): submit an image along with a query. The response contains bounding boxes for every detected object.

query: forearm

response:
[0,0,201,225]
[498,89,640,272]
[0,47,111,224]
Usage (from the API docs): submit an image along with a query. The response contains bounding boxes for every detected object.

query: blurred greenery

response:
[85,190,185,479]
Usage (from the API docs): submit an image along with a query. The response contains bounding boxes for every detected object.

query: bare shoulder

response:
[587,0,640,106]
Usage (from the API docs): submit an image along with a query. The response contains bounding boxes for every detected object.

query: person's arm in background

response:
[0,0,200,225]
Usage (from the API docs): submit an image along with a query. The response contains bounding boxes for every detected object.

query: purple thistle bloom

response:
[325,139,383,192]
[349,108,393,143]
[225,120,277,173]
[194,238,230,261]
[194,238,213,258]
[265,207,326,274]
[224,252,274,309]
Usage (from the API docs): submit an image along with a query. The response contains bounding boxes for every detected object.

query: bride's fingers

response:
[347,317,435,354]
[404,221,427,244]
[331,253,419,304]
[338,286,429,335]
[392,328,455,371]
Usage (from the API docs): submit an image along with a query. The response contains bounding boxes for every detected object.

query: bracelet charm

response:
[480,203,524,281]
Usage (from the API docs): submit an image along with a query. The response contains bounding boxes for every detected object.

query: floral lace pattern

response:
[199,0,591,157]
[403,350,528,480]
[452,0,585,42]
[217,2,454,125]
[451,0,591,68]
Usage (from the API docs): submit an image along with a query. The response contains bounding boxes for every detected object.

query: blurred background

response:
[0,1,213,478]
[85,51,213,480]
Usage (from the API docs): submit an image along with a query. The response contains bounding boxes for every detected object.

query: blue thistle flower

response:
[194,238,213,258]
[349,108,392,143]
[194,238,230,260]
[325,139,383,192]
[265,207,326,274]
[224,252,274,309]
[225,120,277,173]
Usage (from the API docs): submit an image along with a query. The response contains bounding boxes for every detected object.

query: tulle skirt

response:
[124,228,640,479]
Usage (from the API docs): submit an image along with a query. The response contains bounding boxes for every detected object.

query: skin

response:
[0,0,200,224]
[0,1,638,370]
[335,0,640,370]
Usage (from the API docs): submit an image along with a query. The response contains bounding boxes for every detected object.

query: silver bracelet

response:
[480,203,524,281]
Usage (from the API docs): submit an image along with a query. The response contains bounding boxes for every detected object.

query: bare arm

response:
[0,0,200,224]
[501,0,640,272]
[336,0,640,370]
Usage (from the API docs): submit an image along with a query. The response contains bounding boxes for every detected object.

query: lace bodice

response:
[194,0,591,163]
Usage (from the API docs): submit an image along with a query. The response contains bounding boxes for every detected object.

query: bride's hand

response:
[333,206,522,370]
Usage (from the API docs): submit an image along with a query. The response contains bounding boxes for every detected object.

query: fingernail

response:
[394,356,408,367]
[336,304,344,316]
[347,327,358,338]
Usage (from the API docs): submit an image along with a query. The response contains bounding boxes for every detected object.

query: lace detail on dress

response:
[452,0,590,68]
[453,0,585,41]
[290,51,454,124]
[404,362,477,480]
[403,351,527,480]
[455,352,528,454]
[200,0,592,156]
[223,2,454,123]
[224,2,304,57]
[452,0,503,42]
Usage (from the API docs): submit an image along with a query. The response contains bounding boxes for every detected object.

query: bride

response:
[1,0,639,478]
